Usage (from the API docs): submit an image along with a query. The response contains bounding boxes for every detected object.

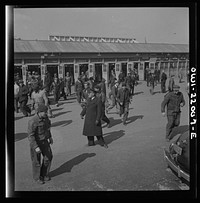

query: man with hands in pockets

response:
[27,103,53,184]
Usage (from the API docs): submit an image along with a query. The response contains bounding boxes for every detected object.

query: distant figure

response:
[14,80,20,113]
[59,78,67,100]
[109,70,116,89]
[161,70,167,93]
[75,76,84,104]
[52,74,60,106]
[18,80,31,117]
[43,71,52,96]
[168,74,175,92]
[178,67,183,83]
[149,73,155,95]
[65,72,72,96]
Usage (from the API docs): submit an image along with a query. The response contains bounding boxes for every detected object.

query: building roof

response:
[14,39,189,54]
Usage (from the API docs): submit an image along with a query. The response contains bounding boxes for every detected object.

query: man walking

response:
[18,80,31,117]
[75,76,84,104]
[52,74,60,106]
[161,85,185,142]
[168,74,175,92]
[117,82,131,125]
[106,82,119,114]
[80,88,108,148]
[31,83,54,118]
[161,70,167,93]
[27,104,53,184]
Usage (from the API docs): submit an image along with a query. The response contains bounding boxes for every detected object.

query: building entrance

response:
[79,64,88,76]
[121,63,127,77]
[47,65,58,78]
[108,63,116,82]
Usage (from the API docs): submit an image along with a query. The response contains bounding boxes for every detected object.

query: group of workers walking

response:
[14,67,187,185]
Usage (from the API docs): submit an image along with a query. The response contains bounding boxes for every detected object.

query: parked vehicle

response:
[164,130,189,183]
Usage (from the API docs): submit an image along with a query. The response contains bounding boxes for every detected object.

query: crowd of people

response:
[14,67,187,185]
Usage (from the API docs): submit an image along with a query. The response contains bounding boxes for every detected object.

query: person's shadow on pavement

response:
[102,129,125,145]
[49,153,96,177]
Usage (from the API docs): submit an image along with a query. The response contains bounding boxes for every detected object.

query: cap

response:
[37,104,48,113]
[173,85,180,90]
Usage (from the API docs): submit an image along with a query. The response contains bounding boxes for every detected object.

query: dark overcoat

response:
[80,96,103,137]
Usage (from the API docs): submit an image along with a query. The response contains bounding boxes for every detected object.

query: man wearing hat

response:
[80,88,108,148]
[27,103,53,184]
[161,84,185,141]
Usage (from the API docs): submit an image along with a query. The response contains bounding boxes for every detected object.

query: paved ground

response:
[14,77,189,192]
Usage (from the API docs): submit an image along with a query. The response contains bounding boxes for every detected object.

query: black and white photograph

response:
[5,4,197,198]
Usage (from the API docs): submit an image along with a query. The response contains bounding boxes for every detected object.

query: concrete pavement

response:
[14,77,189,192]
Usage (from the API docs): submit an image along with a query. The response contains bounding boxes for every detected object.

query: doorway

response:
[121,63,127,77]
[27,65,41,75]
[108,63,116,82]
[46,65,58,78]
[79,64,88,76]
[144,62,149,80]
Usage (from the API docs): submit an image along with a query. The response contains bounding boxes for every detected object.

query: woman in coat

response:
[80,89,108,148]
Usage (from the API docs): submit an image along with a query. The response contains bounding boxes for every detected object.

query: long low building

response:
[14,39,189,84]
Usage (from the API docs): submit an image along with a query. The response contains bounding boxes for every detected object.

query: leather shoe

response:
[43,176,51,181]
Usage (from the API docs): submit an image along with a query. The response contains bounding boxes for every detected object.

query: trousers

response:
[166,113,181,139]
[19,100,31,116]
[87,135,105,146]
[120,103,129,124]
[30,139,53,180]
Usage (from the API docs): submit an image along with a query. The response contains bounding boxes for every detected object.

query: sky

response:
[13,7,189,44]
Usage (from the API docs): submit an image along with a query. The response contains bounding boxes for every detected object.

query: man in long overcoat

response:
[80,89,108,148]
